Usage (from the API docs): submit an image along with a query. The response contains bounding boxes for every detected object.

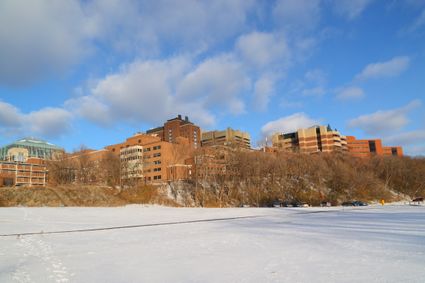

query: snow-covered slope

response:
[1,205,424,282]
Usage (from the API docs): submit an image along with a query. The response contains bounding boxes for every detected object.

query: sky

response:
[0,0,424,155]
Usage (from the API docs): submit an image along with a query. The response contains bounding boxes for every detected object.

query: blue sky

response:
[0,0,424,155]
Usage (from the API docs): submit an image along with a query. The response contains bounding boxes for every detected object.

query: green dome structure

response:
[0,137,64,161]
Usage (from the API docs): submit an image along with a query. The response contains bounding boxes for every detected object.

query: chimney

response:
[178,114,182,120]
[185,116,189,122]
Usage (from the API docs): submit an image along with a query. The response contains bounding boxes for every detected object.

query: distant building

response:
[346,136,403,158]
[0,137,62,187]
[0,137,63,161]
[272,125,348,154]
[120,145,144,181]
[0,158,47,187]
[146,115,201,148]
[201,127,251,149]
[106,133,193,183]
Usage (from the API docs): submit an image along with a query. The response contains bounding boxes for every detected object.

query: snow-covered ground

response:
[1,205,424,283]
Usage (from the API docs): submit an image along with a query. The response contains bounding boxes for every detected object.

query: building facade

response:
[0,137,63,161]
[0,158,47,187]
[272,125,348,154]
[201,127,251,149]
[106,133,192,183]
[146,115,201,148]
[346,136,403,158]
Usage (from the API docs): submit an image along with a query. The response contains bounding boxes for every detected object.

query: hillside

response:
[0,185,179,207]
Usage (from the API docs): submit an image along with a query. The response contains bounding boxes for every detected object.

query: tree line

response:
[46,147,425,207]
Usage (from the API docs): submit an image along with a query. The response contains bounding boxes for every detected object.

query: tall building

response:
[106,133,192,183]
[146,115,201,148]
[346,136,403,158]
[201,127,251,149]
[272,125,348,153]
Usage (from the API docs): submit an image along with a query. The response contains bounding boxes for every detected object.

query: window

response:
[153,145,161,150]
[153,175,162,180]
[144,148,151,152]
[368,141,377,153]
[153,153,161,157]
[154,160,161,165]
[154,167,161,172]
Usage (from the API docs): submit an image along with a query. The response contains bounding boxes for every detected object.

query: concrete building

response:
[201,128,251,149]
[0,137,63,161]
[272,125,348,154]
[346,136,403,158]
[120,145,144,181]
[106,133,192,183]
[146,115,201,148]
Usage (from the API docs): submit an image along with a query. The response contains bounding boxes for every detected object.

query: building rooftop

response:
[10,137,63,150]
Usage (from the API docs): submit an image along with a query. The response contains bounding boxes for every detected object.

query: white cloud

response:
[273,0,321,31]
[261,112,320,137]
[331,0,375,20]
[0,0,257,86]
[385,130,425,146]
[347,100,422,135]
[305,69,327,85]
[336,86,365,100]
[236,32,290,69]
[0,101,23,127]
[253,75,275,111]
[27,108,73,138]
[0,101,72,138]
[176,55,250,115]
[0,0,91,86]
[302,87,326,97]
[72,55,250,128]
[355,56,410,80]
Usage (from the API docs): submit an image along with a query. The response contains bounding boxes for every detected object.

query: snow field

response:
[0,205,424,282]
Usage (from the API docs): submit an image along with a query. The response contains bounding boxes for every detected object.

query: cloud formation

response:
[70,55,251,128]
[347,100,421,135]
[0,0,91,86]
[273,0,321,31]
[0,0,256,87]
[355,56,410,80]
[236,31,290,69]
[261,112,320,137]
[336,86,365,100]
[331,0,375,20]
[0,101,72,138]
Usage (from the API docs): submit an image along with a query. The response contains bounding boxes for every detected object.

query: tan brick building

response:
[272,125,348,154]
[106,133,193,183]
[0,158,47,187]
[346,136,403,158]
[146,115,201,148]
[201,127,251,149]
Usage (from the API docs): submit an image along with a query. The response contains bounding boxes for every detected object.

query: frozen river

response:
[1,205,424,282]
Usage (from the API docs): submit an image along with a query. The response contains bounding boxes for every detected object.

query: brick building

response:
[272,125,348,154]
[0,138,61,187]
[0,158,47,187]
[346,136,403,158]
[106,133,192,183]
[201,127,251,149]
[146,115,201,148]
